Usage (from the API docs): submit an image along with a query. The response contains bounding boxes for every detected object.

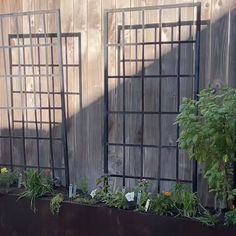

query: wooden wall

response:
[0,0,235,203]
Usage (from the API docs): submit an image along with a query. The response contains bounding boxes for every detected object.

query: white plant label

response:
[90,189,97,198]
[125,192,135,202]
[18,174,22,189]
[145,199,150,212]
[69,184,73,199]
[73,184,77,198]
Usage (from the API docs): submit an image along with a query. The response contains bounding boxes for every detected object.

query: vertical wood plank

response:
[210,0,230,88]
[86,0,103,188]
[73,0,88,184]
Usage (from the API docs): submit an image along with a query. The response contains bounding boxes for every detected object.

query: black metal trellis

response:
[104,3,201,192]
[0,10,81,187]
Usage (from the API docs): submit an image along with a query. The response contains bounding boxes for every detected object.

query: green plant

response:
[78,177,88,195]
[151,194,175,216]
[94,176,110,203]
[0,167,18,190]
[19,170,53,212]
[176,87,236,209]
[194,204,218,227]
[224,210,236,226]
[134,180,150,211]
[105,191,129,209]
[75,196,96,205]
[195,213,218,227]
[172,184,198,217]
[50,193,64,215]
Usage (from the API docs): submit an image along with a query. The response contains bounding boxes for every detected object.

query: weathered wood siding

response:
[0,0,235,204]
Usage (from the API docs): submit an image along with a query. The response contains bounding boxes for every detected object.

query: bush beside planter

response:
[0,194,235,236]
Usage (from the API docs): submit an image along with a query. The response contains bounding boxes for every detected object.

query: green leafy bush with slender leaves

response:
[50,193,64,215]
[172,184,198,217]
[176,87,236,209]
[78,177,88,195]
[151,193,175,216]
[19,170,53,212]
[224,209,236,226]
[105,191,129,209]
[134,179,150,211]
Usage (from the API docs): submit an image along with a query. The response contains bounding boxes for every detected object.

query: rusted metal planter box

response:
[0,194,235,236]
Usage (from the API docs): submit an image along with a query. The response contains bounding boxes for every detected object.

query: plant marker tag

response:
[18,174,22,188]
[73,184,77,198]
[145,199,150,212]
[125,192,135,202]
[90,189,97,198]
[137,192,141,205]
[69,184,73,199]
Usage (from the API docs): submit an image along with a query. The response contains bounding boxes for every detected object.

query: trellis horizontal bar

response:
[9,32,81,39]
[0,163,65,170]
[0,43,55,49]
[116,20,208,30]
[107,142,176,149]
[107,40,195,47]
[108,111,179,115]
[12,91,80,95]
[14,120,61,125]
[109,174,192,183]
[0,107,62,110]
[0,135,62,141]
[104,2,200,13]
[0,74,59,78]
[0,9,58,18]
[11,64,80,67]
[108,74,195,78]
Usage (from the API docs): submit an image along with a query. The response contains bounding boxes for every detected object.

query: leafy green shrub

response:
[19,170,53,212]
[0,167,18,190]
[195,211,218,227]
[176,87,236,209]
[74,196,96,205]
[50,193,64,215]
[151,194,175,216]
[105,191,129,209]
[134,180,150,211]
[172,184,198,217]
[224,210,236,226]
[78,177,88,195]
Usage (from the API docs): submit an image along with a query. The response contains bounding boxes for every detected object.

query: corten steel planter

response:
[0,194,235,236]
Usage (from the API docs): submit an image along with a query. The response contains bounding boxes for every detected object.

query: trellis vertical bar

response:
[122,10,126,187]
[56,9,69,187]
[50,36,56,125]
[192,4,201,193]
[22,37,28,130]
[140,10,145,179]
[37,37,43,130]
[0,18,13,171]
[176,7,181,183]
[65,37,69,118]
[15,16,27,169]
[157,8,162,192]
[8,36,14,134]
[104,11,109,176]
[43,13,55,178]
[28,15,40,171]
[135,29,138,74]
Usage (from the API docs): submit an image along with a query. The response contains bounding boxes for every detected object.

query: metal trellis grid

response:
[104,3,201,192]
